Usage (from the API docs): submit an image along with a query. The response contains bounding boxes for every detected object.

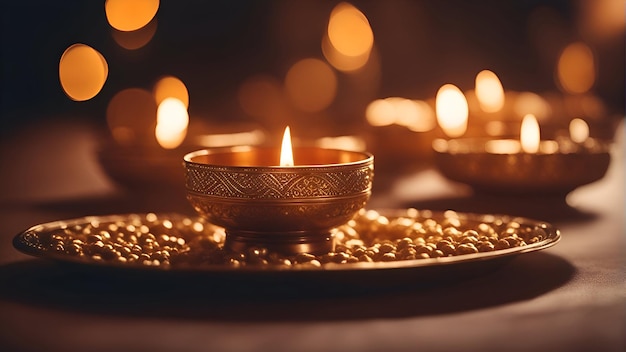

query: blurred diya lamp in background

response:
[98,100,266,190]
[183,127,374,255]
[97,126,266,190]
[432,114,612,196]
[363,97,439,167]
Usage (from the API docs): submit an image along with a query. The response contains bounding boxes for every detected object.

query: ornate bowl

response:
[183,146,374,254]
[432,138,611,195]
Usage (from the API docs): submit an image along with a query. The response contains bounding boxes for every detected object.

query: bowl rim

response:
[183,146,374,170]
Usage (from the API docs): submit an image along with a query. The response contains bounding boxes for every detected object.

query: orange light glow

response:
[153,76,189,108]
[284,58,337,113]
[521,114,540,153]
[107,88,157,146]
[194,130,266,148]
[59,44,108,101]
[238,75,286,120]
[436,84,468,138]
[485,139,521,154]
[569,118,590,143]
[557,42,595,94]
[155,98,189,149]
[280,126,294,167]
[322,33,371,72]
[396,99,435,132]
[366,99,395,127]
[327,2,374,57]
[111,17,157,50]
[105,0,159,32]
[514,92,551,120]
[315,136,366,152]
[580,0,625,40]
[366,98,435,132]
[475,70,505,113]
[155,123,187,149]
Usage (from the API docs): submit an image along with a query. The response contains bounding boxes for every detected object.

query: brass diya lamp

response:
[183,127,374,255]
[432,115,612,195]
[97,122,265,190]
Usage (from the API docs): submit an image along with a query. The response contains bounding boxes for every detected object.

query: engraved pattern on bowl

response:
[183,147,374,234]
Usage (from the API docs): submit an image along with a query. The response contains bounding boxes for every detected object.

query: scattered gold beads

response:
[37,209,546,269]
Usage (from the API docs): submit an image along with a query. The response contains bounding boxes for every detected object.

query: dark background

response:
[1,0,624,136]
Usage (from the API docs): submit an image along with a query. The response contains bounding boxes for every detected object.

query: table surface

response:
[0,117,624,352]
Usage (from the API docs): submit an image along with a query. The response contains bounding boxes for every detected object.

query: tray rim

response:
[12,210,560,273]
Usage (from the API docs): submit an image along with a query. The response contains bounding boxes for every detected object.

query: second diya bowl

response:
[183,146,374,255]
[432,137,612,196]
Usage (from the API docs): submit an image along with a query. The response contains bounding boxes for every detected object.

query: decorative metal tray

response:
[12,209,559,285]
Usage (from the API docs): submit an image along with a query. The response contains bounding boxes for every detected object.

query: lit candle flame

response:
[280,126,294,166]
[475,70,505,113]
[520,114,540,153]
[436,84,468,138]
[569,118,590,143]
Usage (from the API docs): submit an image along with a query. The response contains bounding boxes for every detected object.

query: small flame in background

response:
[475,70,505,113]
[436,84,469,138]
[152,77,191,149]
[569,118,590,143]
[57,1,620,153]
[156,98,189,149]
[521,114,540,153]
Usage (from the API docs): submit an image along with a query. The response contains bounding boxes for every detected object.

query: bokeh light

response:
[435,84,468,138]
[520,114,540,153]
[323,2,373,72]
[365,98,435,132]
[475,70,505,113]
[569,118,590,143]
[284,58,337,113]
[156,97,189,149]
[322,33,371,72]
[59,44,108,101]
[514,92,551,121]
[327,2,374,57]
[404,100,436,132]
[365,99,395,127]
[579,0,625,40]
[106,88,157,146]
[315,136,366,152]
[556,42,595,94]
[111,17,158,50]
[153,76,189,108]
[105,0,160,32]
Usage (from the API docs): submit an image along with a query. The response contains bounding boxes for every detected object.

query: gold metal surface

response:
[184,147,374,254]
[12,209,560,274]
[433,138,612,195]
